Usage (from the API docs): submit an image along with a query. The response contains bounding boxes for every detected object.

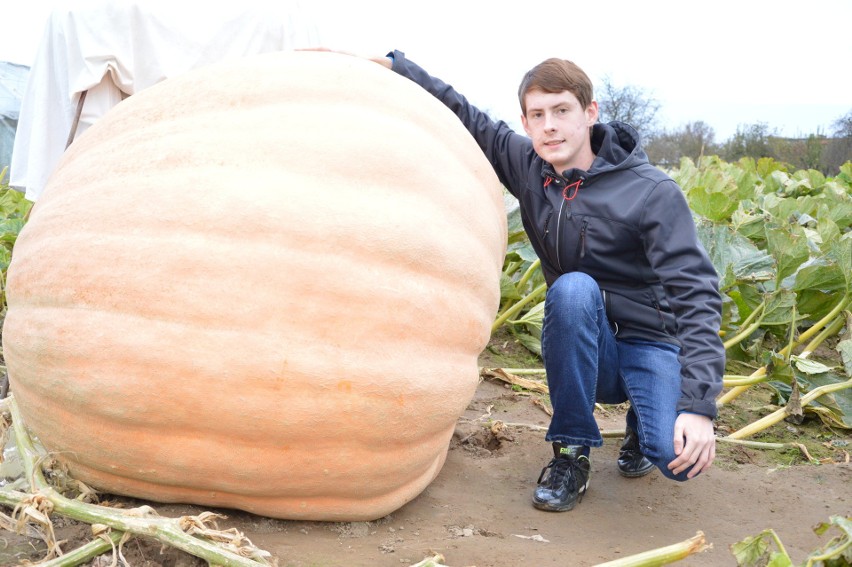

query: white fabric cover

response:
[10,0,320,201]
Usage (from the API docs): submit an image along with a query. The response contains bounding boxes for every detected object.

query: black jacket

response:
[390,51,725,419]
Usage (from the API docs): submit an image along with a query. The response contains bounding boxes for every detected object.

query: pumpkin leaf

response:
[730,534,769,565]
[505,193,525,240]
[772,364,852,429]
[507,239,539,263]
[500,273,522,301]
[695,223,774,291]
[793,258,845,292]
[512,330,542,356]
[760,290,798,326]
[510,301,544,339]
[800,372,852,429]
[838,339,852,378]
[765,225,809,285]
[829,234,852,293]
[792,356,837,375]
[730,530,792,567]
[806,516,852,566]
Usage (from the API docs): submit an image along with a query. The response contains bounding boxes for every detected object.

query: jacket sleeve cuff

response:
[386,50,404,72]
[677,397,717,420]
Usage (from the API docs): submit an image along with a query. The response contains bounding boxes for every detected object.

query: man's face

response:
[521,89,598,175]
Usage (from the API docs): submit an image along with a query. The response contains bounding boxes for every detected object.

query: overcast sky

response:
[3,0,851,141]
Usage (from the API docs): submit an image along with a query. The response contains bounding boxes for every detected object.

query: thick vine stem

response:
[722,301,766,350]
[592,531,710,566]
[716,366,768,407]
[36,529,126,567]
[492,282,547,333]
[1,395,272,567]
[715,437,816,462]
[726,377,852,439]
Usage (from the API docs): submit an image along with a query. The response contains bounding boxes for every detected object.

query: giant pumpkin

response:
[2,51,506,521]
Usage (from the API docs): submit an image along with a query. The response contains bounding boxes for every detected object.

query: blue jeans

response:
[541,272,691,481]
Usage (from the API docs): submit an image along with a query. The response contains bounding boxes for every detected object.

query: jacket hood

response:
[546,121,648,182]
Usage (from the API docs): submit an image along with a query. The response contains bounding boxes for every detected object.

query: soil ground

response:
[1,336,850,567]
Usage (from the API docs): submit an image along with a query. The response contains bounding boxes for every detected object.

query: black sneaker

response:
[532,444,590,512]
[617,427,655,478]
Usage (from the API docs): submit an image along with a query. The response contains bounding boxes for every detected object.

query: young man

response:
[370,51,725,512]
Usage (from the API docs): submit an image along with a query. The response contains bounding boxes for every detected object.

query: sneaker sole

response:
[532,482,589,512]
[617,464,655,478]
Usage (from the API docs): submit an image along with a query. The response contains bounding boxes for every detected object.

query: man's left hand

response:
[668,412,715,478]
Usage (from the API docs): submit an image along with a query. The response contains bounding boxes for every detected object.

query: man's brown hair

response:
[518,58,594,116]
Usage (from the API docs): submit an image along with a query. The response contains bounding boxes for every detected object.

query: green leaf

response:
[791,368,852,429]
[734,216,768,243]
[0,246,10,272]
[507,240,539,263]
[696,224,774,290]
[0,185,33,218]
[764,170,789,194]
[807,516,852,566]
[838,339,852,378]
[765,225,810,285]
[731,532,771,566]
[830,235,852,292]
[794,289,839,323]
[688,185,739,222]
[761,289,798,325]
[731,284,767,332]
[765,552,794,567]
[505,193,525,238]
[818,193,852,229]
[510,301,544,339]
[792,356,837,375]
[733,166,761,202]
[513,331,542,356]
[816,216,841,248]
[813,515,852,539]
[795,168,826,189]
[793,258,845,292]
[500,273,522,301]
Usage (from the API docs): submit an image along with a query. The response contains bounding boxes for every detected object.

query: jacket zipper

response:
[577,219,588,260]
[555,198,567,271]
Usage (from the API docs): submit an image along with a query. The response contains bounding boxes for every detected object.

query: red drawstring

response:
[544,176,583,201]
[563,179,582,201]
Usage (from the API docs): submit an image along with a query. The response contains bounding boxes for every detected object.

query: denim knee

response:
[643,441,694,482]
[547,272,600,312]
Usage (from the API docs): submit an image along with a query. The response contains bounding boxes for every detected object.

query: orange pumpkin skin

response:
[2,52,506,521]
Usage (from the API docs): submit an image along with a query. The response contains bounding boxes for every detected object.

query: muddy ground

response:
[1,338,850,567]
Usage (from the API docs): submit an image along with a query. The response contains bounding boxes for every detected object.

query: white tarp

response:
[10,0,321,201]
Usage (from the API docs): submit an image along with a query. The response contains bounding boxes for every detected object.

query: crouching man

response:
[360,50,725,511]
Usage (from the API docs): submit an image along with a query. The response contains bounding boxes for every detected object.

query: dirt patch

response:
[2,337,850,566]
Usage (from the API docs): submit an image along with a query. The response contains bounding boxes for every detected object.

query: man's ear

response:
[521,113,532,136]
[586,101,599,125]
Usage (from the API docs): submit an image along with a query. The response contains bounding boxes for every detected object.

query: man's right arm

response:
[382,50,531,194]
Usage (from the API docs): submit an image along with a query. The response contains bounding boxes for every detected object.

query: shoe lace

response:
[537,455,585,495]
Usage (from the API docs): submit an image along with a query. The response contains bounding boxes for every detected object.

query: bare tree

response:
[720,122,776,162]
[832,109,852,138]
[645,121,717,166]
[596,76,661,136]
